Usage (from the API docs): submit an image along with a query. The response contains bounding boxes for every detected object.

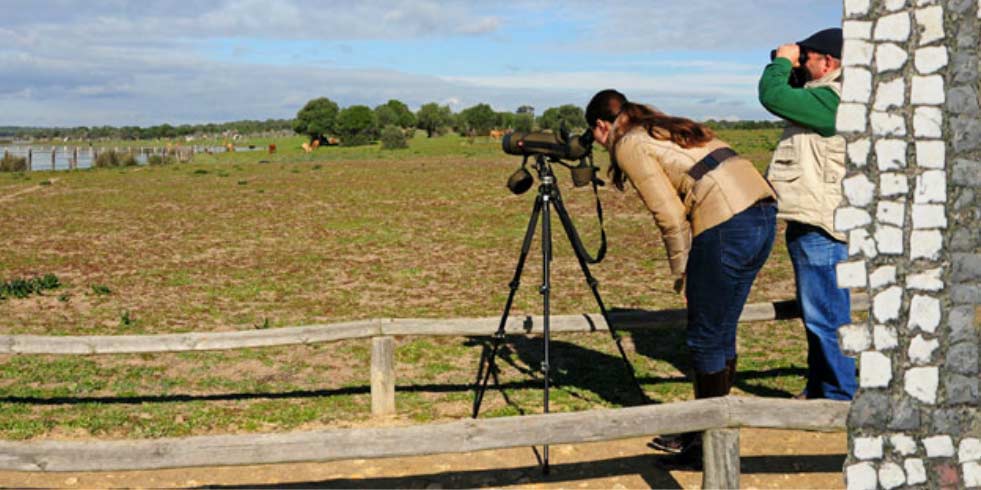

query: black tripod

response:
[471,154,641,474]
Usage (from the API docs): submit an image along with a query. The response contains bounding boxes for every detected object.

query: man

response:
[758,27,857,401]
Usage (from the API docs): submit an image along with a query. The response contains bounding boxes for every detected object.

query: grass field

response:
[0,129,818,440]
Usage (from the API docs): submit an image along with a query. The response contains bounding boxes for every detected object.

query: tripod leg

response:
[541,185,553,475]
[472,193,543,418]
[552,194,645,396]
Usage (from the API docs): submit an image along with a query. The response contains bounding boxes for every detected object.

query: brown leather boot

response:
[725,357,738,393]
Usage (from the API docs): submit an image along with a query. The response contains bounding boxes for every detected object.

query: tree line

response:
[1,99,785,145]
[0,119,294,141]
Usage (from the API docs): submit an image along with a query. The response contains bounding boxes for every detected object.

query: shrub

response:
[0,274,60,300]
[147,155,176,166]
[380,125,409,150]
[0,153,28,172]
[94,151,137,168]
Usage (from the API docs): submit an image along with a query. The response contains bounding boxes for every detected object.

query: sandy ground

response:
[0,428,845,489]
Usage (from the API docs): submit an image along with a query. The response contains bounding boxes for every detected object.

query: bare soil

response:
[0,428,844,489]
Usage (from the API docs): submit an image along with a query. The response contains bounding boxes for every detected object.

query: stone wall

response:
[835,0,980,488]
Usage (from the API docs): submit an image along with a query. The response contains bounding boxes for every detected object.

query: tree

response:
[374,104,398,128]
[459,103,497,136]
[537,104,587,132]
[293,97,339,143]
[514,113,534,132]
[416,102,453,138]
[335,105,378,146]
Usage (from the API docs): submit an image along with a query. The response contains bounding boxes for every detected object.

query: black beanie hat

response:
[798,28,843,59]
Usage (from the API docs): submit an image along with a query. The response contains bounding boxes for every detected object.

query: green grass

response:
[0,129,812,440]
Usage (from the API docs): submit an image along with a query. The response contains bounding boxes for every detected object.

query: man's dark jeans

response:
[686,201,777,374]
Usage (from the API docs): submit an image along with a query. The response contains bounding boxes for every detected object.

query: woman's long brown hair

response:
[608,102,715,190]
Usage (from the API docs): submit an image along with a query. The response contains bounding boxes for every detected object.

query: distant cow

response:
[268,144,277,154]
[311,139,321,150]
[225,143,235,152]
[489,129,504,140]
[301,142,312,153]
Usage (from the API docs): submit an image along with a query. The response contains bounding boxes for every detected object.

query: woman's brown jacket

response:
[612,125,776,277]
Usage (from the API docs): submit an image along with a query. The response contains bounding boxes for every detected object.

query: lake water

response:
[0,144,261,171]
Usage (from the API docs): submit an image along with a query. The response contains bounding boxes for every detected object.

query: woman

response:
[586,89,777,459]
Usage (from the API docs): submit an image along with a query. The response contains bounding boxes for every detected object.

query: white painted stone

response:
[844,0,871,16]
[846,462,877,490]
[877,201,906,227]
[908,334,939,364]
[855,436,884,460]
[843,20,873,40]
[965,461,981,488]
[912,204,948,229]
[837,104,868,133]
[878,462,905,490]
[874,287,903,322]
[914,170,946,203]
[914,46,948,74]
[905,367,939,404]
[880,173,909,196]
[871,112,907,136]
[870,266,897,289]
[840,324,871,354]
[923,435,955,457]
[876,139,908,170]
[905,459,927,485]
[835,207,872,232]
[847,138,872,167]
[849,228,878,258]
[910,229,943,260]
[890,434,917,456]
[860,351,893,387]
[907,267,944,291]
[875,226,904,255]
[837,261,868,288]
[843,174,876,206]
[875,43,909,72]
[913,106,943,138]
[960,438,981,463]
[843,40,875,67]
[915,140,945,169]
[874,78,906,111]
[874,325,899,350]
[874,12,911,41]
[908,294,941,333]
[915,6,945,45]
[910,75,945,105]
[883,0,907,10]
[842,68,873,103]
[915,0,938,4]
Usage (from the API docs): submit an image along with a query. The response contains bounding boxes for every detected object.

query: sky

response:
[1,0,843,127]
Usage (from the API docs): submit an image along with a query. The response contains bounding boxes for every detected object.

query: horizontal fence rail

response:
[0,294,868,355]
[0,396,848,473]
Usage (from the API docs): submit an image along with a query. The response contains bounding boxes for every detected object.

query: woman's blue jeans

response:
[786,221,857,400]
[686,202,777,374]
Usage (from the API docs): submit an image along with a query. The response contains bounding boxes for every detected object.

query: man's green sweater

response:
[758,58,840,137]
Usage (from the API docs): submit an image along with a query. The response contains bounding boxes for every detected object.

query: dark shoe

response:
[648,433,696,454]
[653,440,703,471]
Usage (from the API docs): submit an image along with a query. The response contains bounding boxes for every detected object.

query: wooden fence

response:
[0,295,866,488]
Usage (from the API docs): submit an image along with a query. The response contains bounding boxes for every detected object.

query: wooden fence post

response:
[371,336,396,416]
[51,148,56,170]
[701,428,740,489]
[27,149,32,171]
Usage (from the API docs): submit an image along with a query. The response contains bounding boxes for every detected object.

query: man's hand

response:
[775,43,801,67]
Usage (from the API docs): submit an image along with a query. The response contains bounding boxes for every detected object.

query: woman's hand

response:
[673,274,686,295]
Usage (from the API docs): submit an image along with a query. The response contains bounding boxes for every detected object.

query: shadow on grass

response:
[0,310,804,408]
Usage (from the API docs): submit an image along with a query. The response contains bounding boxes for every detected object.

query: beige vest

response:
[766,68,847,241]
